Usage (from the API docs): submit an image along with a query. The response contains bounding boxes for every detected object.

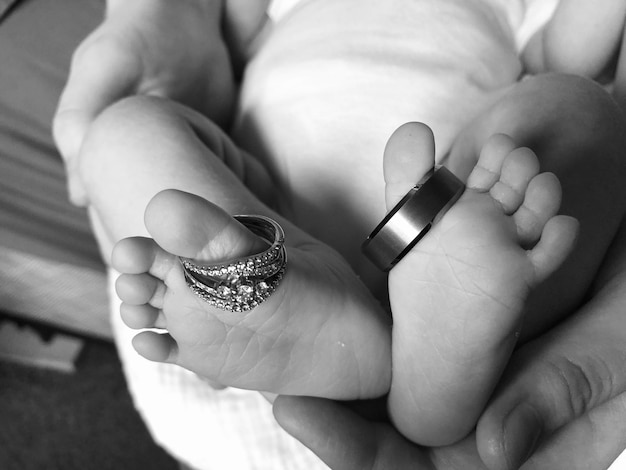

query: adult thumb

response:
[53,109,91,205]
[476,297,626,470]
[53,31,141,204]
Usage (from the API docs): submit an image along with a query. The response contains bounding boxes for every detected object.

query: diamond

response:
[237,283,254,297]
[216,285,231,298]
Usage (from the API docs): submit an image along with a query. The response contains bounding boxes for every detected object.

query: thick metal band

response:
[362,166,465,271]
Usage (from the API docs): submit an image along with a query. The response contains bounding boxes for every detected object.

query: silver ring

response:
[180,215,287,312]
[362,166,465,271]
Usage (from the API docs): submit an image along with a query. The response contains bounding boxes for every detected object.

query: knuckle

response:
[547,358,593,418]
[542,354,615,419]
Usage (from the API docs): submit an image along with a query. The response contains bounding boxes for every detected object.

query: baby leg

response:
[80,96,391,399]
[387,74,626,446]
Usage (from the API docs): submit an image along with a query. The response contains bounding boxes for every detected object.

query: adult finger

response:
[477,220,626,470]
[540,0,626,77]
[53,30,141,166]
[524,392,626,470]
[53,30,142,205]
[273,395,435,470]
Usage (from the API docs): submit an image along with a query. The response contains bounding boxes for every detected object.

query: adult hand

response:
[53,0,267,205]
[521,0,626,107]
[272,220,626,470]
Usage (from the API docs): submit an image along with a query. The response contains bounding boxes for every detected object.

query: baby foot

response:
[385,124,579,445]
[111,189,391,399]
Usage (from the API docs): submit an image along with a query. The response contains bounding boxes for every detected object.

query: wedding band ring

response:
[362,166,465,271]
[180,215,287,312]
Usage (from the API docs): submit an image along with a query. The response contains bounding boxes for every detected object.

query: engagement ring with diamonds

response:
[180,215,287,312]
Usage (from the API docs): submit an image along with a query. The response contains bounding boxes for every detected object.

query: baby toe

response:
[513,172,562,246]
[490,147,540,215]
[144,189,267,264]
[120,303,166,330]
[112,237,160,274]
[132,330,179,364]
[115,272,165,306]
[467,134,517,191]
[528,215,579,282]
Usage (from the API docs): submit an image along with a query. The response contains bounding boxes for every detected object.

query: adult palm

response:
[53,0,265,205]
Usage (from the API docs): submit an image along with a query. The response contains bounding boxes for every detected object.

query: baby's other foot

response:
[112,189,390,399]
[385,124,578,445]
